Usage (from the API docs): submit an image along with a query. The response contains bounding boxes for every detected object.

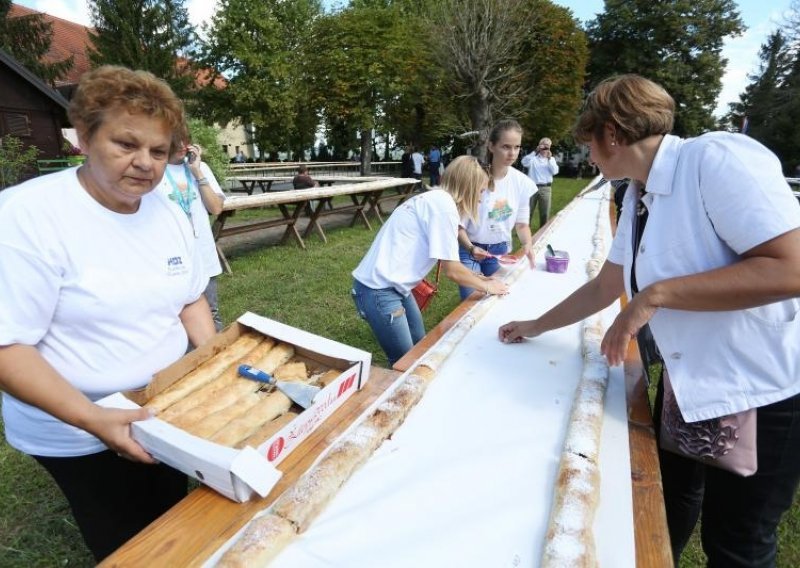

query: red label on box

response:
[337,373,357,398]
[267,436,285,461]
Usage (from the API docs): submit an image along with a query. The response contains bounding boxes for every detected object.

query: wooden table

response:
[228,175,392,195]
[211,178,417,273]
[100,366,403,568]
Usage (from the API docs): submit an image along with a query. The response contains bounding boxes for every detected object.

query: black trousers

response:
[34,450,187,562]
[654,382,800,567]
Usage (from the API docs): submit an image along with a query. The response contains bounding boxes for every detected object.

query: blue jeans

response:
[351,279,425,367]
[429,162,441,186]
[458,241,509,300]
[654,380,800,567]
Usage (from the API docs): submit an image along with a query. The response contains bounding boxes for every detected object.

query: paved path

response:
[217,191,408,260]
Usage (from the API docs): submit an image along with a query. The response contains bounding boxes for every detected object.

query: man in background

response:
[428,145,442,186]
[293,164,319,189]
[521,137,559,227]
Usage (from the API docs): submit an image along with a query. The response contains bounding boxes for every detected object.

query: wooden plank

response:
[100,367,402,568]
[625,342,673,568]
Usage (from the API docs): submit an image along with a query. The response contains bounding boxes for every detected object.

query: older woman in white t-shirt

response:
[457,119,537,300]
[0,66,215,562]
[352,156,509,366]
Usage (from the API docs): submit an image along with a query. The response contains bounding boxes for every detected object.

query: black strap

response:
[630,187,648,294]
[630,187,662,372]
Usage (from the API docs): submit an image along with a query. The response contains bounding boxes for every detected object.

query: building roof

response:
[0,47,70,109]
[8,3,225,91]
[8,3,94,87]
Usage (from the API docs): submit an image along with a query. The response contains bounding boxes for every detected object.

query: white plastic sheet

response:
[216,186,636,567]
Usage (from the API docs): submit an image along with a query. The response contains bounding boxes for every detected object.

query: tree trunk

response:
[360,129,372,175]
[469,90,491,162]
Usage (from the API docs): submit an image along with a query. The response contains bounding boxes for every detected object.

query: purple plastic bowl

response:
[545,251,570,273]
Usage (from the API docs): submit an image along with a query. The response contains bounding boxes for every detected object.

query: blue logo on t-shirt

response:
[167,256,188,276]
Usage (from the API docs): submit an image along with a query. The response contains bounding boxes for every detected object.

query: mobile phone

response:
[186,151,196,164]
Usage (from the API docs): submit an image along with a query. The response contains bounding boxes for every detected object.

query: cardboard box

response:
[98,312,372,502]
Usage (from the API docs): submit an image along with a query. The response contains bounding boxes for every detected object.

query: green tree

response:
[725,26,800,173]
[586,0,744,136]
[198,0,322,160]
[512,0,588,148]
[88,0,196,98]
[0,0,72,84]
[425,0,587,157]
[187,118,229,183]
[305,3,426,172]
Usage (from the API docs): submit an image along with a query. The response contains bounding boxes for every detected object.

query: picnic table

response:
[212,178,418,273]
[227,175,391,195]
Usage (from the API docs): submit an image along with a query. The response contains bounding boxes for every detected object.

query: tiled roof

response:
[8,3,94,87]
[8,4,224,90]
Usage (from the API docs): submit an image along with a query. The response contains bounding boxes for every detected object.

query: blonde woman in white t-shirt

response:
[352,156,509,366]
[457,119,537,299]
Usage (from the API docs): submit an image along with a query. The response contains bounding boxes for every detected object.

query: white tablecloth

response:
[216,185,636,567]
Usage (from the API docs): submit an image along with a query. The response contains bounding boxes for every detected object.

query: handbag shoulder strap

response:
[434,260,441,285]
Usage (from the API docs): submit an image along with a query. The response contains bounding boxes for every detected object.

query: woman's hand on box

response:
[87,406,158,463]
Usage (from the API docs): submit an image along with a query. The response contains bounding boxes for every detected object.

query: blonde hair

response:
[440,155,488,222]
[573,74,674,145]
[69,65,185,152]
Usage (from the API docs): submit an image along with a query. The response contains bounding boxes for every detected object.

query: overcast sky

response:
[16,0,796,116]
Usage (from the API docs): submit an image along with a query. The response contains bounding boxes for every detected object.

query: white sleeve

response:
[521,152,534,168]
[514,176,534,223]
[697,137,800,254]
[0,221,60,346]
[549,158,559,176]
[427,197,460,261]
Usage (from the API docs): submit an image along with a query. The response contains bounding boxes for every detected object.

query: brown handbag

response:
[411,261,441,312]
[660,370,758,477]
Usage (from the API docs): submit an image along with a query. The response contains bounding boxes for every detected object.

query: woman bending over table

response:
[499,74,800,567]
[352,155,509,367]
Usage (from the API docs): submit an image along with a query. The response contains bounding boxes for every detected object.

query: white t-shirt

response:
[0,168,207,456]
[352,189,460,295]
[607,133,800,421]
[461,167,536,244]
[411,152,424,175]
[158,162,225,278]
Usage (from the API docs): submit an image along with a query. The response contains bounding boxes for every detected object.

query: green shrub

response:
[0,135,39,189]
[187,118,230,184]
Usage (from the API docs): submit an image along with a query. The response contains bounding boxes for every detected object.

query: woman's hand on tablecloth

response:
[498,319,539,343]
[483,277,509,296]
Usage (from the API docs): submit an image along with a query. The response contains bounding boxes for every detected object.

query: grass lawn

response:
[1,176,797,566]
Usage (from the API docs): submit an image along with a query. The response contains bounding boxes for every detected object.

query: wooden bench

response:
[212,178,418,272]
[36,159,75,175]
